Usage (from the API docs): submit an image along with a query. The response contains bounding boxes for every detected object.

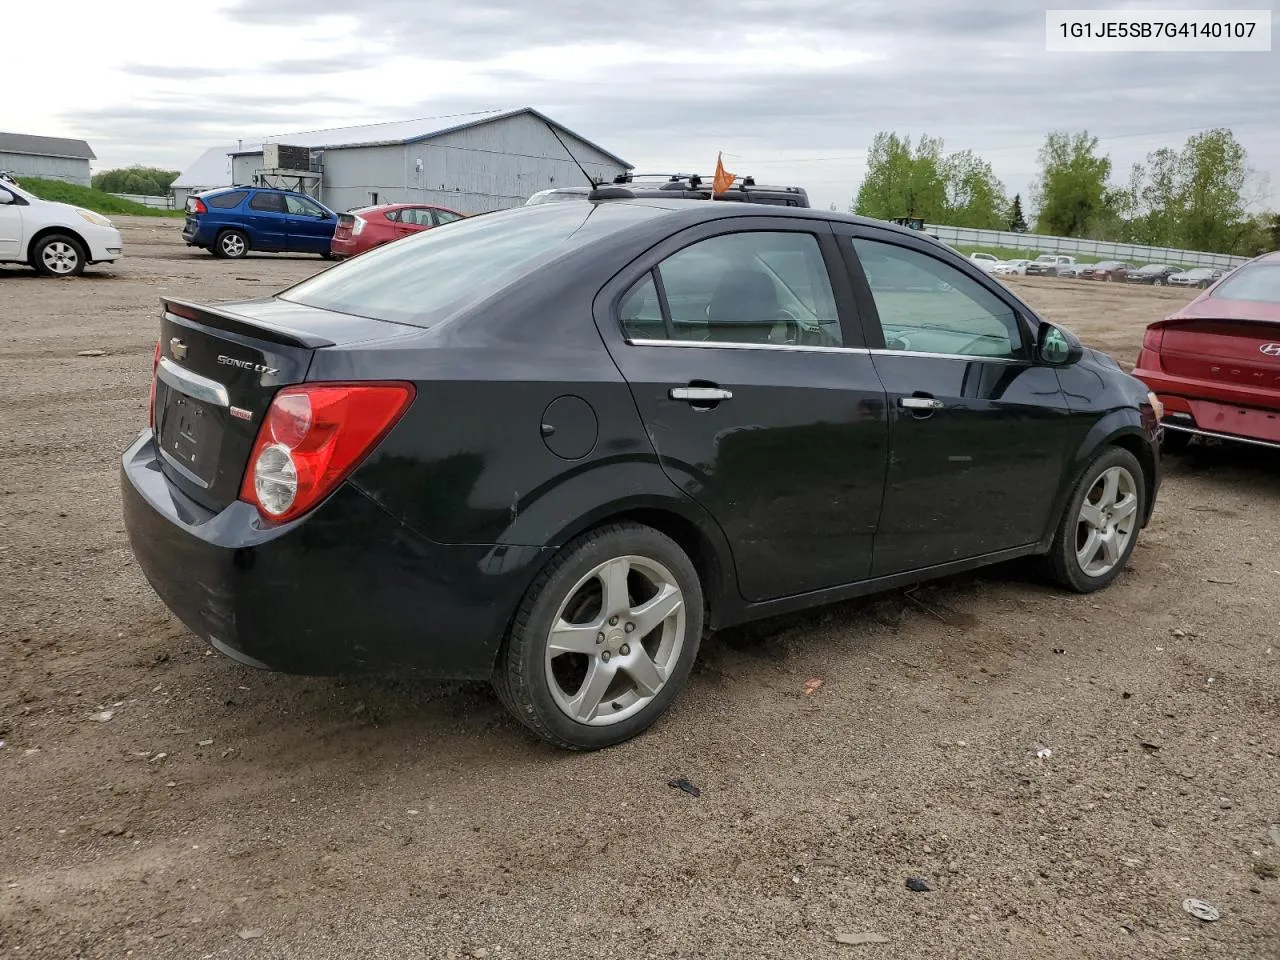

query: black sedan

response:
[1125,263,1183,286]
[121,199,1162,750]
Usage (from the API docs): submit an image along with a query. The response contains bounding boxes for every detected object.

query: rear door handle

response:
[899,397,944,410]
[671,386,733,402]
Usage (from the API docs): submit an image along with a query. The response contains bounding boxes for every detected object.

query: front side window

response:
[249,192,285,213]
[852,238,1023,359]
[434,210,463,225]
[628,231,842,347]
[284,195,325,217]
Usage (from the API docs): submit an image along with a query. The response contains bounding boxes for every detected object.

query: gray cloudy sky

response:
[10,0,1278,212]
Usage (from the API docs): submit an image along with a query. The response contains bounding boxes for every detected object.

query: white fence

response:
[927,224,1248,270]
[109,193,176,210]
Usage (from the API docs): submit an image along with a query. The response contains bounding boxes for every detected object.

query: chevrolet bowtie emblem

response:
[170,337,187,361]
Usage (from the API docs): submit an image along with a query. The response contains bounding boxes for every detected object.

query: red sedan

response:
[1132,251,1280,453]
[330,203,466,258]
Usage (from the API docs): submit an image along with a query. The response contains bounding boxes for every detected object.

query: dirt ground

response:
[1,218,1277,960]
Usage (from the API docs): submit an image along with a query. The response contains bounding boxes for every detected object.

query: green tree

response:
[941,150,1007,229]
[1268,213,1280,251]
[91,166,180,197]
[1032,131,1115,237]
[853,132,948,223]
[1179,128,1248,253]
[1006,193,1029,232]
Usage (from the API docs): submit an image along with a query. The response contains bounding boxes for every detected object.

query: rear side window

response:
[280,202,662,327]
[206,191,247,209]
[1212,263,1280,303]
[249,192,285,213]
[624,231,842,347]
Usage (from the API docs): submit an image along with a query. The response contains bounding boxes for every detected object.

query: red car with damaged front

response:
[1132,251,1280,453]
[330,203,467,258]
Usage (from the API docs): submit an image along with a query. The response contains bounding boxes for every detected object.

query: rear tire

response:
[31,234,87,277]
[493,523,704,751]
[213,229,249,259]
[1045,447,1146,594]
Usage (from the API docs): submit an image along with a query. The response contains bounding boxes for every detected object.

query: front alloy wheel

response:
[1075,466,1139,578]
[1045,447,1146,593]
[494,523,703,750]
[33,235,87,277]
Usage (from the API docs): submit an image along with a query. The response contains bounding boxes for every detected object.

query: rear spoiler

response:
[161,297,336,349]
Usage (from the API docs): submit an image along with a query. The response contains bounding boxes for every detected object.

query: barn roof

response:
[0,132,96,161]
[224,107,631,168]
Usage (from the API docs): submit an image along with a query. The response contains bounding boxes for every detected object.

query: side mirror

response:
[0,188,13,205]
[1036,322,1084,366]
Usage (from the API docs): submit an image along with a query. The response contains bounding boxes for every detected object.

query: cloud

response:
[31,0,1278,211]
[123,64,228,80]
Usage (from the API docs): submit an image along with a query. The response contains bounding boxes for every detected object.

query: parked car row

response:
[973,250,1234,288]
[182,186,469,260]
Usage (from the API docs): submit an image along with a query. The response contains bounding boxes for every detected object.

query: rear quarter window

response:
[205,191,247,209]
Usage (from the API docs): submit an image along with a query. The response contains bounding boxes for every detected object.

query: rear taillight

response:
[352,216,366,236]
[239,382,414,523]
[148,340,161,428]
[1142,326,1166,353]
[190,198,207,214]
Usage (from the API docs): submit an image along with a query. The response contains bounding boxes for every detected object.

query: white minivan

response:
[0,173,123,276]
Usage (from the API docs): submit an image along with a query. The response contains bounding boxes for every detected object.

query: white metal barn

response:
[173,108,631,213]
[0,133,95,186]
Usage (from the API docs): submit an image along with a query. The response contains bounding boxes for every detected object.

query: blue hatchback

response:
[183,187,338,259]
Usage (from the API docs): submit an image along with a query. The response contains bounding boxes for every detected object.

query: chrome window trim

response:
[625,337,867,355]
[157,357,231,407]
[624,337,1026,364]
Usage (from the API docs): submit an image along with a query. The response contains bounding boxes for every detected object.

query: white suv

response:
[0,173,123,276]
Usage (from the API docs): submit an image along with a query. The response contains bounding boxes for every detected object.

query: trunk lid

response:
[1157,315,1280,405]
[152,296,420,511]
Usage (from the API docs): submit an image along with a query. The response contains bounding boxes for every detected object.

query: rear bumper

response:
[120,430,549,677]
[1157,395,1280,448]
[329,236,367,258]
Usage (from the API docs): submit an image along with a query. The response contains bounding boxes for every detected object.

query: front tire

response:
[214,229,249,259]
[1045,447,1146,594]
[32,234,87,277]
[494,523,704,750]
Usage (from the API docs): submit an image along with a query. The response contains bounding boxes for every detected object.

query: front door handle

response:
[899,397,944,410]
[671,386,733,402]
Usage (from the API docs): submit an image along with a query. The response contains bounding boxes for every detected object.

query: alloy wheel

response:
[42,241,79,275]
[221,234,246,257]
[1075,466,1139,577]
[544,555,686,726]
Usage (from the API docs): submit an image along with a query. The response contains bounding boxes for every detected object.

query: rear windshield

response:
[279,201,661,326]
[1138,264,1171,273]
[1210,262,1280,303]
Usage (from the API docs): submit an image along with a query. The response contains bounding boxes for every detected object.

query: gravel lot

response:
[2,218,1277,960]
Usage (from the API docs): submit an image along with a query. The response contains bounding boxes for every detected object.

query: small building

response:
[0,132,95,186]
[173,108,630,214]
[170,145,236,210]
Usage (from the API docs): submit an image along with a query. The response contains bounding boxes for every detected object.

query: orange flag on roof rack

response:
[712,152,736,195]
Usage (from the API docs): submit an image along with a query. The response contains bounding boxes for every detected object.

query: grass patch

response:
[17,177,184,218]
